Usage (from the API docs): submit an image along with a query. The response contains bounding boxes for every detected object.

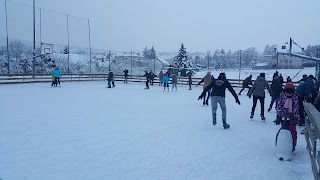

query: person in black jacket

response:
[107,70,114,88]
[239,75,252,95]
[198,72,241,129]
[143,70,150,89]
[268,76,283,111]
[123,69,129,83]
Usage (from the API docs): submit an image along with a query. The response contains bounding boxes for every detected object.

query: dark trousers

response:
[203,88,211,104]
[298,95,305,124]
[239,86,251,94]
[269,96,279,109]
[55,77,60,85]
[51,79,57,87]
[145,80,149,89]
[251,95,265,117]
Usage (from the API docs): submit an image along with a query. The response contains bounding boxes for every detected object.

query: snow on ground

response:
[0,81,313,180]
[194,67,316,82]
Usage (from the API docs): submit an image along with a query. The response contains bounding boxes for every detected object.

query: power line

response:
[7,0,89,21]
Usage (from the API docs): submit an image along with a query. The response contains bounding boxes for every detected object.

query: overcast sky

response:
[1,0,319,52]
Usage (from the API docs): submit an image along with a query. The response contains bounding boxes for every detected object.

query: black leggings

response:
[55,77,60,85]
[251,95,265,116]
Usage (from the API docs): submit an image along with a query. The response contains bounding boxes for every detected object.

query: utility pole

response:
[274,47,278,70]
[207,50,210,71]
[67,14,70,73]
[5,0,10,74]
[88,20,92,73]
[154,55,156,73]
[239,50,242,84]
[131,50,133,77]
[108,50,111,71]
[32,0,36,77]
[316,48,320,80]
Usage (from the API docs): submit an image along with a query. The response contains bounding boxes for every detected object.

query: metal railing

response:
[304,102,320,180]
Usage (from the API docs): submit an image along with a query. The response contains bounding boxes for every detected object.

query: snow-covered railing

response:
[303,102,320,180]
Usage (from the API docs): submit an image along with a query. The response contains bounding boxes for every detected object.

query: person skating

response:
[123,69,129,83]
[239,75,253,95]
[158,70,164,86]
[53,66,62,87]
[143,70,150,89]
[268,76,283,112]
[286,76,292,83]
[198,72,241,129]
[187,70,192,90]
[247,73,272,120]
[51,75,57,87]
[163,72,170,92]
[149,70,155,85]
[274,83,299,151]
[171,73,178,91]
[197,71,213,105]
[295,75,315,125]
[279,74,284,85]
[107,70,114,88]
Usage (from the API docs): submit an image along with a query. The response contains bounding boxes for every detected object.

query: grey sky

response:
[1,0,319,52]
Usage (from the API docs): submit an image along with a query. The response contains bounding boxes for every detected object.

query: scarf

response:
[284,97,293,113]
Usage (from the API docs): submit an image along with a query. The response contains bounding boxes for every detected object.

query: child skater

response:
[274,83,299,151]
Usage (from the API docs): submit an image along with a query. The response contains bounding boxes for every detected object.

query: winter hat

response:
[284,83,295,90]
[218,72,226,80]
[259,73,265,78]
[284,83,295,94]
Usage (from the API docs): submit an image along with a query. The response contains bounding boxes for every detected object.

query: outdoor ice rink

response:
[0,80,313,180]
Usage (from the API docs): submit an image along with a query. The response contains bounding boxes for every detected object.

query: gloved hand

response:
[235,99,241,105]
[274,115,282,125]
[198,96,203,100]
[248,95,251,99]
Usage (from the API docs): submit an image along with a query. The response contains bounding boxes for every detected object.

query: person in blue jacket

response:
[163,72,170,92]
[53,66,62,87]
[295,75,315,126]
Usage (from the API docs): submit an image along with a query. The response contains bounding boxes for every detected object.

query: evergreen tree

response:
[172,43,194,76]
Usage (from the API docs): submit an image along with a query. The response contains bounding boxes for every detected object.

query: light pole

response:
[108,50,111,71]
[207,50,210,71]
[32,0,36,77]
[274,47,278,70]
[239,50,242,84]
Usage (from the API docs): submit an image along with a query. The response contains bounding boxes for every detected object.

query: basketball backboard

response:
[41,43,53,54]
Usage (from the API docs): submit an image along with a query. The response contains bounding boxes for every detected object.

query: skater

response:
[279,74,284,85]
[268,76,283,112]
[286,76,292,83]
[123,69,129,83]
[197,71,213,105]
[163,72,170,92]
[171,73,178,91]
[143,70,150,89]
[187,70,192,90]
[107,70,114,88]
[198,72,241,129]
[149,70,155,85]
[53,66,61,87]
[51,75,57,87]
[274,83,299,151]
[158,70,164,86]
[295,75,315,125]
[247,73,272,120]
[238,75,253,95]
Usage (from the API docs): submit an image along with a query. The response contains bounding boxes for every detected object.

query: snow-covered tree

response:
[171,43,194,76]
